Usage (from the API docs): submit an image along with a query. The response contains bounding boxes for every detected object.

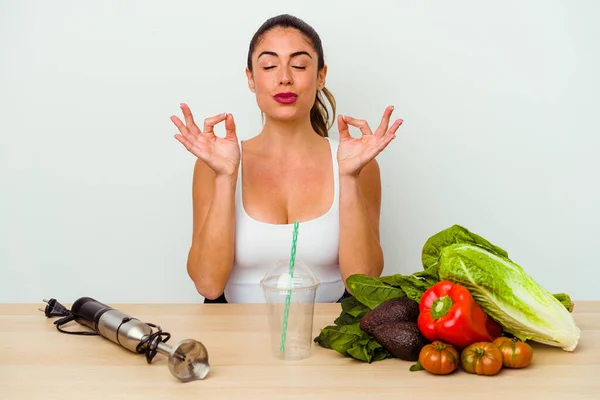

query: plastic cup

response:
[260,260,320,360]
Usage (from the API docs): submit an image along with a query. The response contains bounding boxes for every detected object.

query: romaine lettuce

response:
[438,242,581,351]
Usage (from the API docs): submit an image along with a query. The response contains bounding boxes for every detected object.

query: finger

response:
[379,130,396,149]
[337,115,351,140]
[386,118,404,136]
[180,103,202,136]
[171,115,196,142]
[342,116,373,136]
[174,133,193,151]
[375,106,394,136]
[367,132,396,159]
[225,113,238,141]
[204,113,228,138]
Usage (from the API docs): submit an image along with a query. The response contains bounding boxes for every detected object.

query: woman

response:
[171,14,403,303]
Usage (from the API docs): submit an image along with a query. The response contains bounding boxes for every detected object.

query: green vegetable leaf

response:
[438,242,581,351]
[552,293,574,313]
[314,324,362,352]
[334,312,359,326]
[379,274,432,303]
[346,274,405,309]
[409,361,425,371]
[313,323,390,363]
[341,296,370,318]
[422,224,509,270]
[413,263,440,284]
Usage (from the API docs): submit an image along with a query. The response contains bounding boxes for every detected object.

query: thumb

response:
[225,113,237,141]
[337,115,350,140]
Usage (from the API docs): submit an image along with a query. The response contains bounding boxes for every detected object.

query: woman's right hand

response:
[172,103,240,177]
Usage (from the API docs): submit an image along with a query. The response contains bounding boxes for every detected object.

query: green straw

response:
[280,220,299,354]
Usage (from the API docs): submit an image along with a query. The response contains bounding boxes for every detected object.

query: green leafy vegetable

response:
[346,275,405,309]
[314,323,392,363]
[314,274,435,362]
[383,275,432,303]
[438,242,581,351]
[315,224,579,363]
[552,293,574,312]
[409,361,425,371]
[341,296,370,318]
[422,224,509,270]
[333,296,370,326]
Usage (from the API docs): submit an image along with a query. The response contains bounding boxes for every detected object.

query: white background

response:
[1,0,598,303]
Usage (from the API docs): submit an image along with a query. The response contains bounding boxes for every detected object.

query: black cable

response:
[41,299,99,335]
[41,297,171,364]
[54,315,98,335]
[135,323,171,363]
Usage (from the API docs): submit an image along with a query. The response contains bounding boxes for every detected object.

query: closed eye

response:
[263,66,276,70]
[292,66,306,70]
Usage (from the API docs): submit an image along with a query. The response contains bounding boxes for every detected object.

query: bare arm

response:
[338,160,384,282]
[186,161,237,299]
[335,106,403,289]
[172,104,240,300]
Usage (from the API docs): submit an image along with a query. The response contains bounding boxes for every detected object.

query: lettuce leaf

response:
[438,243,581,351]
[422,225,509,270]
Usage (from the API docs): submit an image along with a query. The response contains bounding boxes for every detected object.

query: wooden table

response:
[1,301,598,399]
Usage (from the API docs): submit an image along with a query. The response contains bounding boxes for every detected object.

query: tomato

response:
[461,342,503,376]
[419,341,459,375]
[493,337,534,368]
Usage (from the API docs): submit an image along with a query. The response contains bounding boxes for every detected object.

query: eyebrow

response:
[257,51,313,60]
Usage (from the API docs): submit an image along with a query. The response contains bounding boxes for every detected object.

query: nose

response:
[278,66,293,85]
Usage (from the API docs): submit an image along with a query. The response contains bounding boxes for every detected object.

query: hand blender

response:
[40,297,209,382]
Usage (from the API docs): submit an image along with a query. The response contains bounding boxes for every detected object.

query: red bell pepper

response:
[417,280,502,349]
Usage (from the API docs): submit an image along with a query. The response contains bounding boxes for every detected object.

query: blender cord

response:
[134,322,172,363]
[40,298,172,362]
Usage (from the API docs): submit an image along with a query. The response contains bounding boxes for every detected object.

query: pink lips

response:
[273,92,298,104]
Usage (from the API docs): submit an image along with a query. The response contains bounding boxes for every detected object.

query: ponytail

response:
[310,87,336,137]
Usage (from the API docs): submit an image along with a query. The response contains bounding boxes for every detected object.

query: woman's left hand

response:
[337,106,403,177]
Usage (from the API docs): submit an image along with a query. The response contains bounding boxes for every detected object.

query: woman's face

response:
[247,27,326,123]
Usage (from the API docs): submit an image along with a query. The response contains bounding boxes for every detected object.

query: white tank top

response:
[223,137,345,303]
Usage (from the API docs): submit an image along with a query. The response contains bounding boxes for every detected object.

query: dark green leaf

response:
[334,312,359,326]
[392,275,434,303]
[313,324,366,356]
[346,274,406,309]
[378,275,403,288]
[313,322,392,363]
[410,361,425,371]
[340,296,370,318]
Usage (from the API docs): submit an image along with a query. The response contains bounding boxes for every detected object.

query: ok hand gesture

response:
[337,106,403,177]
[172,103,240,176]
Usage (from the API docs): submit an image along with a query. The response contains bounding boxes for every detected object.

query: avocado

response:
[359,297,420,335]
[371,321,428,361]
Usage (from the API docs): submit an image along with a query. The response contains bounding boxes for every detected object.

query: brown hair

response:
[247,14,336,137]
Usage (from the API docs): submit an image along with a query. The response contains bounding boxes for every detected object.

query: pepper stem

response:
[430,296,453,319]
